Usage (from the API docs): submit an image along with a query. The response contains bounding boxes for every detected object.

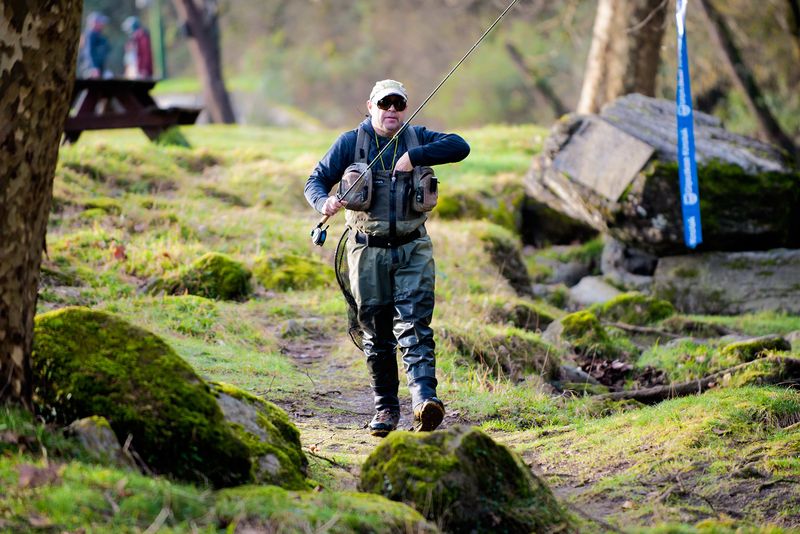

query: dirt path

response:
[272,324,465,490]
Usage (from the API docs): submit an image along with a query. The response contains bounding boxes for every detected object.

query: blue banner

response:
[675,0,702,248]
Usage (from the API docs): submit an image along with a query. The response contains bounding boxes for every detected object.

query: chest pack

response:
[341,126,438,237]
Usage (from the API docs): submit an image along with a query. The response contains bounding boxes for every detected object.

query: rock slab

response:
[525,94,800,256]
[653,249,800,314]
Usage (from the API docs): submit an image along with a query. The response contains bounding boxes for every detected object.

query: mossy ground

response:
[14,125,800,531]
[502,387,800,531]
[0,408,433,533]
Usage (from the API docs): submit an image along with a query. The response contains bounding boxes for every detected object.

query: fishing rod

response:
[311,0,520,246]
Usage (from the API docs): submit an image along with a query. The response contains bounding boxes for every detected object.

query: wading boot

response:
[412,397,445,432]
[369,409,400,437]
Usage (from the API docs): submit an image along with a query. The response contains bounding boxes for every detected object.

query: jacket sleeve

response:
[304,130,357,214]
[407,126,470,168]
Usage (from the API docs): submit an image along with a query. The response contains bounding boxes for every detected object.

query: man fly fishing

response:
[304,80,470,436]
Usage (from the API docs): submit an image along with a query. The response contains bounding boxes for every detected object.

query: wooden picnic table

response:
[63,79,201,144]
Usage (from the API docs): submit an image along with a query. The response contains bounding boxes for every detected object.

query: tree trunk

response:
[788,0,800,59]
[577,0,667,114]
[0,0,82,409]
[173,0,236,124]
[697,0,798,157]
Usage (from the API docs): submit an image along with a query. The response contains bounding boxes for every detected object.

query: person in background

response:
[122,16,154,79]
[78,12,111,79]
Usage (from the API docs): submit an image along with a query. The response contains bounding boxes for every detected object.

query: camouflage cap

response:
[369,79,408,104]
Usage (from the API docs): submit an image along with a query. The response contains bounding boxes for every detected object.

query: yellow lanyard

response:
[374,133,399,171]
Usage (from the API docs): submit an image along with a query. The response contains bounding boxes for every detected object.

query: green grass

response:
[502,387,800,529]
[26,125,800,531]
[688,311,800,337]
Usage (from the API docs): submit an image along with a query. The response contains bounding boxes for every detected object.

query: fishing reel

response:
[311,222,329,246]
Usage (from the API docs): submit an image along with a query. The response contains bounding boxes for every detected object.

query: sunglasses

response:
[376,95,407,111]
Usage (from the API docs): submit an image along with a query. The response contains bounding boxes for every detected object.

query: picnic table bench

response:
[63,79,201,144]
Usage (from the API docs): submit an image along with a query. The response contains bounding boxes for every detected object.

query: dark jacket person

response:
[304,80,470,436]
[79,12,111,79]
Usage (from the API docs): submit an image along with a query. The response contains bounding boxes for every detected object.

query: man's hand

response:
[323,195,347,216]
[395,152,414,172]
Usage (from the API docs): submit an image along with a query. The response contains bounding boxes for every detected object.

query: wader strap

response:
[354,229,421,248]
[356,125,418,164]
[403,126,419,151]
[355,126,370,163]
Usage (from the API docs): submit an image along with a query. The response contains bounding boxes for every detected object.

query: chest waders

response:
[321,0,520,435]
[340,125,439,422]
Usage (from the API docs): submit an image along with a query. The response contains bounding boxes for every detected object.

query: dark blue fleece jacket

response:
[304,118,470,214]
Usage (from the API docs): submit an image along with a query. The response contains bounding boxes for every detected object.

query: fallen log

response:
[594,355,800,404]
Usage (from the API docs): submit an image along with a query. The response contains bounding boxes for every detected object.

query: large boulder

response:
[359,425,573,533]
[653,248,800,314]
[524,94,800,256]
[33,307,247,487]
[589,292,674,326]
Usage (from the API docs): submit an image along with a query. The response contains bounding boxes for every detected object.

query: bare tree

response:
[505,42,568,118]
[0,0,82,409]
[577,0,668,114]
[173,0,237,123]
[697,0,797,157]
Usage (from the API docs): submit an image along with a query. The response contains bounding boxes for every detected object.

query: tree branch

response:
[504,41,568,116]
[594,356,800,404]
[697,0,798,158]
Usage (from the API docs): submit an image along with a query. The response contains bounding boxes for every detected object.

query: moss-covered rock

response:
[359,425,574,533]
[81,197,122,215]
[721,353,800,388]
[32,307,252,487]
[560,310,638,360]
[209,382,309,490]
[215,486,438,533]
[478,224,532,296]
[485,296,561,331]
[149,252,252,300]
[720,335,792,362]
[253,253,332,291]
[654,249,800,315]
[441,324,562,381]
[66,415,136,469]
[590,291,675,325]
